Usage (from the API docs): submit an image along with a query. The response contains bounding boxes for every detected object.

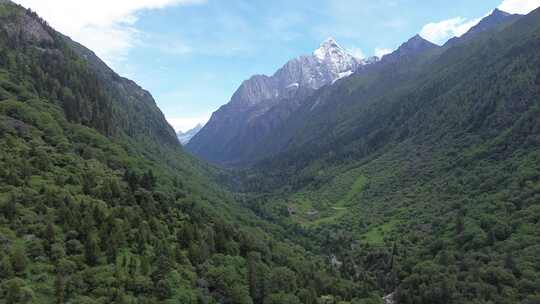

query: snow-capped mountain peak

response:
[188,37,379,162]
[314,37,344,60]
[313,37,363,79]
[314,37,354,63]
[177,123,203,145]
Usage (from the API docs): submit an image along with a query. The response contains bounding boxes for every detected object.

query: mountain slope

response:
[187,38,375,166]
[0,3,376,304]
[379,34,439,64]
[235,34,442,166]
[230,8,540,304]
[188,34,441,167]
[446,9,522,46]
[65,37,179,147]
[189,10,522,168]
[0,2,179,152]
[238,9,524,179]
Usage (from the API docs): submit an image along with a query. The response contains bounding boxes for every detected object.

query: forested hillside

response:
[0,2,378,303]
[230,7,540,304]
[2,0,540,303]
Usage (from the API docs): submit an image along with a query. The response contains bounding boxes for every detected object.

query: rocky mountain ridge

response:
[445,8,522,46]
[188,8,524,167]
[187,37,375,165]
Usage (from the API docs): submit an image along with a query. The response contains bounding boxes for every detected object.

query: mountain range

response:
[186,37,378,165]
[188,9,520,167]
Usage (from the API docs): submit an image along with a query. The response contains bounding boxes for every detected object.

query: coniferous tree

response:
[141,170,156,190]
[54,271,66,304]
[5,279,23,304]
[84,230,100,266]
[10,246,27,274]
[0,255,14,279]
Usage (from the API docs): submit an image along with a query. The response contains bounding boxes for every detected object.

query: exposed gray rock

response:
[383,292,396,304]
[229,38,366,108]
[187,38,373,165]
[0,2,54,44]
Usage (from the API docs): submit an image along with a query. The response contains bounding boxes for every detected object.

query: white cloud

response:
[347,47,366,59]
[420,17,482,45]
[374,47,393,58]
[12,0,205,68]
[499,0,540,14]
[419,0,540,46]
[167,114,210,132]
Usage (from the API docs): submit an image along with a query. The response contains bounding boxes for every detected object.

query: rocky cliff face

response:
[187,38,373,165]
[230,38,369,107]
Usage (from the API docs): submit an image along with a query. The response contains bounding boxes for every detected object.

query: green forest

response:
[0,1,539,304]
[228,5,540,304]
[0,3,378,304]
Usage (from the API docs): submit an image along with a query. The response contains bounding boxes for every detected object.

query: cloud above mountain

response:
[374,47,393,58]
[499,0,540,14]
[346,47,366,60]
[13,0,205,67]
[420,17,482,45]
[421,0,540,45]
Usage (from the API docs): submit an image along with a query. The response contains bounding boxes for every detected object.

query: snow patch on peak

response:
[286,82,300,89]
[319,37,341,49]
[312,37,364,82]
[177,123,203,145]
[314,37,347,61]
[333,70,354,83]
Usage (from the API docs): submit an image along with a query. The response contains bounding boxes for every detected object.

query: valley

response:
[0,1,539,304]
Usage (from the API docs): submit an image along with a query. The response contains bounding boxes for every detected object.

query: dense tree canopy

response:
[1,1,540,304]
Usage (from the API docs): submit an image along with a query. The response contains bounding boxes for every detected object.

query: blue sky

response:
[13,0,540,131]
